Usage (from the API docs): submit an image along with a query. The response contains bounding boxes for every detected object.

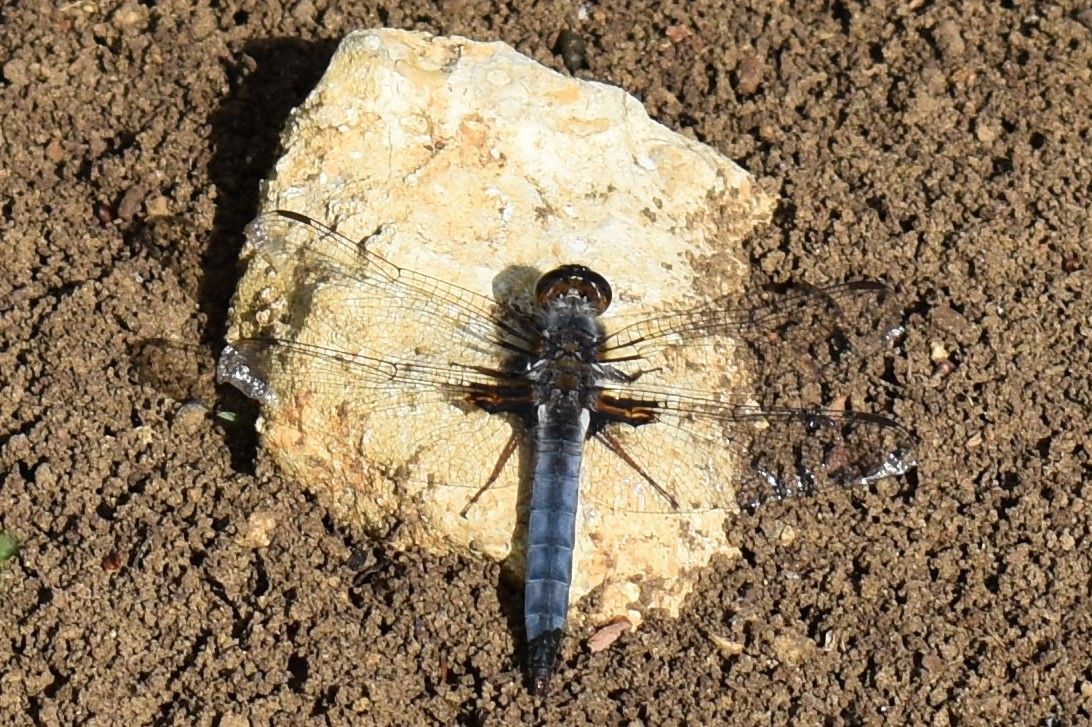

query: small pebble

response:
[173,400,209,434]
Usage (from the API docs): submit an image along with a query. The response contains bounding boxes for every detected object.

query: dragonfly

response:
[217,209,917,694]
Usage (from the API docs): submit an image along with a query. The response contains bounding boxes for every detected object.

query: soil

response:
[1,1,1090,725]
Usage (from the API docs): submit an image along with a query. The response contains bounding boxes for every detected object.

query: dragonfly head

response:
[535,264,612,315]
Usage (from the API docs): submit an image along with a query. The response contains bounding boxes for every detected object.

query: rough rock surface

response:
[225,29,774,628]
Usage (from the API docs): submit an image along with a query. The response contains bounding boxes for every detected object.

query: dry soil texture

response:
[1,1,1090,725]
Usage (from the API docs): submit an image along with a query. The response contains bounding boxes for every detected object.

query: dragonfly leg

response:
[594,430,679,510]
[459,427,522,517]
[615,366,662,383]
[596,361,663,383]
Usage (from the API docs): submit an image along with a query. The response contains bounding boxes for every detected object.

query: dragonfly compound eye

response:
[534,264,613,314]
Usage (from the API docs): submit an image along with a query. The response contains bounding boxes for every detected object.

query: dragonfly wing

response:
[602,281,904,384]
[220,210,542,507]
[241,210,540,361]
[581,383,917,515]
[218,337,529,504]
[583,280,914,514]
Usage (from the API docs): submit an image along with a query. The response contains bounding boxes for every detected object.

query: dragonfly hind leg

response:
[593,430,680,510]
[459,427,522,517]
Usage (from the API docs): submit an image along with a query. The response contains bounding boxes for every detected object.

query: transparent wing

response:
[219,210,538,501]
[580,381,917,515]
[603,281,904,385]
[580,279,915,514]
[217,338,529,499]
[218,339,518,413]
[239,210,539,361]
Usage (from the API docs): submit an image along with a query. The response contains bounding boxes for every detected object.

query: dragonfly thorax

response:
[526,289,609,413]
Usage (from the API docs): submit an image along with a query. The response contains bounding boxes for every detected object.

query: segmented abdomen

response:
[524,404,587,693]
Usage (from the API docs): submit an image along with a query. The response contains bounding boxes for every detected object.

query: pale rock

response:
[224,30,774,632]
[708,632,745,656]
[237,510,278,549]
[772,632,815,667]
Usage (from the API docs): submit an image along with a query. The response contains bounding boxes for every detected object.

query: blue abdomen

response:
[525,404,587,693]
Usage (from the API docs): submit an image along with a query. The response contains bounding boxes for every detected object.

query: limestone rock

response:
[223,29,774,632]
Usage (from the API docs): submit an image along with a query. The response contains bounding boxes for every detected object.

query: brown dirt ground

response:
[2,1,1090,724]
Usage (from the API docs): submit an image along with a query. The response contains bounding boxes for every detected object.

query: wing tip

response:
[217,343,276,404]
